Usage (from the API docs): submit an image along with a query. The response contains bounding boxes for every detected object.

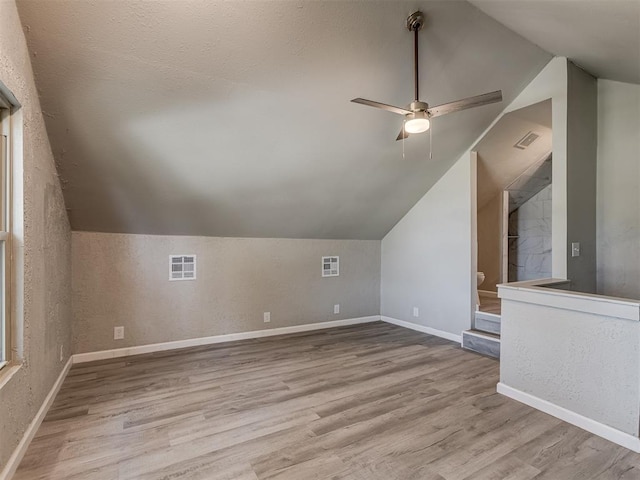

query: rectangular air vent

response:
[514,131,540,150]
[169,255,196,281]
[322,256,339,277]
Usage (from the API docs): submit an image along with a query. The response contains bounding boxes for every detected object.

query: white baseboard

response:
[497,382,640,453]
[0,357,73,480]
[72,316,381,364]
[380,316,462,344]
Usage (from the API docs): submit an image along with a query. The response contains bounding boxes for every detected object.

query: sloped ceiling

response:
[17,0,551,239]
[470,0,640,85]
[476,100,553,210]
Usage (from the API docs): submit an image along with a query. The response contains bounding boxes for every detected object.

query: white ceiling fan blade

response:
[427,90,502,119]
[351,98,412,116]
[396,126,409,141]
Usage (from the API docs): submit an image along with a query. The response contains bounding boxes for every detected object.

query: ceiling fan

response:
[352,11,503,142]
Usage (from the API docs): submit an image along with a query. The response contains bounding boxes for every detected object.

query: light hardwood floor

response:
[478,293,501,315]
[15,322,640,479]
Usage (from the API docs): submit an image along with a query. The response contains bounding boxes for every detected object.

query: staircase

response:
[462,311,501,358]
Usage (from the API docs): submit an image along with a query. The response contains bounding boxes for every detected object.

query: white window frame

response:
[0,92,13,371]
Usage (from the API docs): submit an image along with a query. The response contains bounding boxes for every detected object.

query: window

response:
[0,93,12,370]
[169,255,196,281]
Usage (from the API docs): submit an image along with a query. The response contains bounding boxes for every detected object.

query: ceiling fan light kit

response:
[404,110,430,134]
[351,11,503,144]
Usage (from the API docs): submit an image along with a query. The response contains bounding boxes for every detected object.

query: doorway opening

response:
[463,99,552,359]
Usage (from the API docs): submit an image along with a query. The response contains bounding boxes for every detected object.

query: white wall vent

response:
[513,131,540,150]
[169,255,196,281]
[322,256,339,277]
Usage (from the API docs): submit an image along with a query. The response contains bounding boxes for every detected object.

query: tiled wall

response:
[509,184,552,281]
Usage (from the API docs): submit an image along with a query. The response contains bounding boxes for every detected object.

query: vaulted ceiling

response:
[470,0,640,85]
[17,1,552,239]
[475,100,553,210]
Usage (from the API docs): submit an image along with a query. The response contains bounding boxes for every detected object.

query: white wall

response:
[597,80,640,300]
[499,282,640,442]
[380,57,568,337]
[72,232,380,353]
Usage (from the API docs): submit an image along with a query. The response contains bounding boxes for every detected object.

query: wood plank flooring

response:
[14,322,640,479]
[478,293,501,315]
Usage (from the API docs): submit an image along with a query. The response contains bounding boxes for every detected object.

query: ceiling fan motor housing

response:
[349,9,502,141]
[408,101,429,115]
[406,11,425,32]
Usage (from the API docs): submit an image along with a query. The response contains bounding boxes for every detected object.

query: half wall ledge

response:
[497,278,640,452]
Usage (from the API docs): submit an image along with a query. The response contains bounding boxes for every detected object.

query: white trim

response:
[478,290,498,298]
[72,316,381,363]
[497,382,640,453]
[380,316,462,344]
[0,357,72,480]
[499,279,640,321]
[321,256,339,277]
[0,362,19,390]
[169,254,196,281]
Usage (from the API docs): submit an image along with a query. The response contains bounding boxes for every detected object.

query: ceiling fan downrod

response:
[349,10,502,143]
[406,11,425,102]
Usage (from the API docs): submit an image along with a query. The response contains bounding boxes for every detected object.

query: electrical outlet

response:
[413,307,419,318]
[334,304,340,314]
[571,242,580,257]
[59,345,63,362]
[114,326,124,340]
[263,312,271,323]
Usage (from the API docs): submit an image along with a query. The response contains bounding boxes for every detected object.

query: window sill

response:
[0,361,21,390]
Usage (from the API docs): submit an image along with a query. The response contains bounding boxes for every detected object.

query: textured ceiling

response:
[17,0,551,239]
[476,100,553,210]
[470,0,640,85]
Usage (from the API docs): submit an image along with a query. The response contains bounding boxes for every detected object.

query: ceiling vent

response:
[514,131,540,150]
[322,256,339,277]
[170,255,196,281]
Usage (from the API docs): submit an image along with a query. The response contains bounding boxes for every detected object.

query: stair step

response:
[475,311,501,335]
[462,329,500,359]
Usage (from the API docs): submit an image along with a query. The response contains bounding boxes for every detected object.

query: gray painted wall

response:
[0,0,72,470]
[381,157,473,337]
[566,63,598,293]
[500,297,639,436]
[72,233,380,353]
[597,80,640,300]
[381,58,568,339]
[509,185,552,281]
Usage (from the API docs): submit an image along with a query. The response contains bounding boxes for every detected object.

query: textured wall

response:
[381,58,568,338]
[509,185,552,281]
[566,63,598,293]
[500,297,639,436]
[597,80,640,300]
[0,0,72,471]
[72,233,380,353]
[381,157,473,337]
